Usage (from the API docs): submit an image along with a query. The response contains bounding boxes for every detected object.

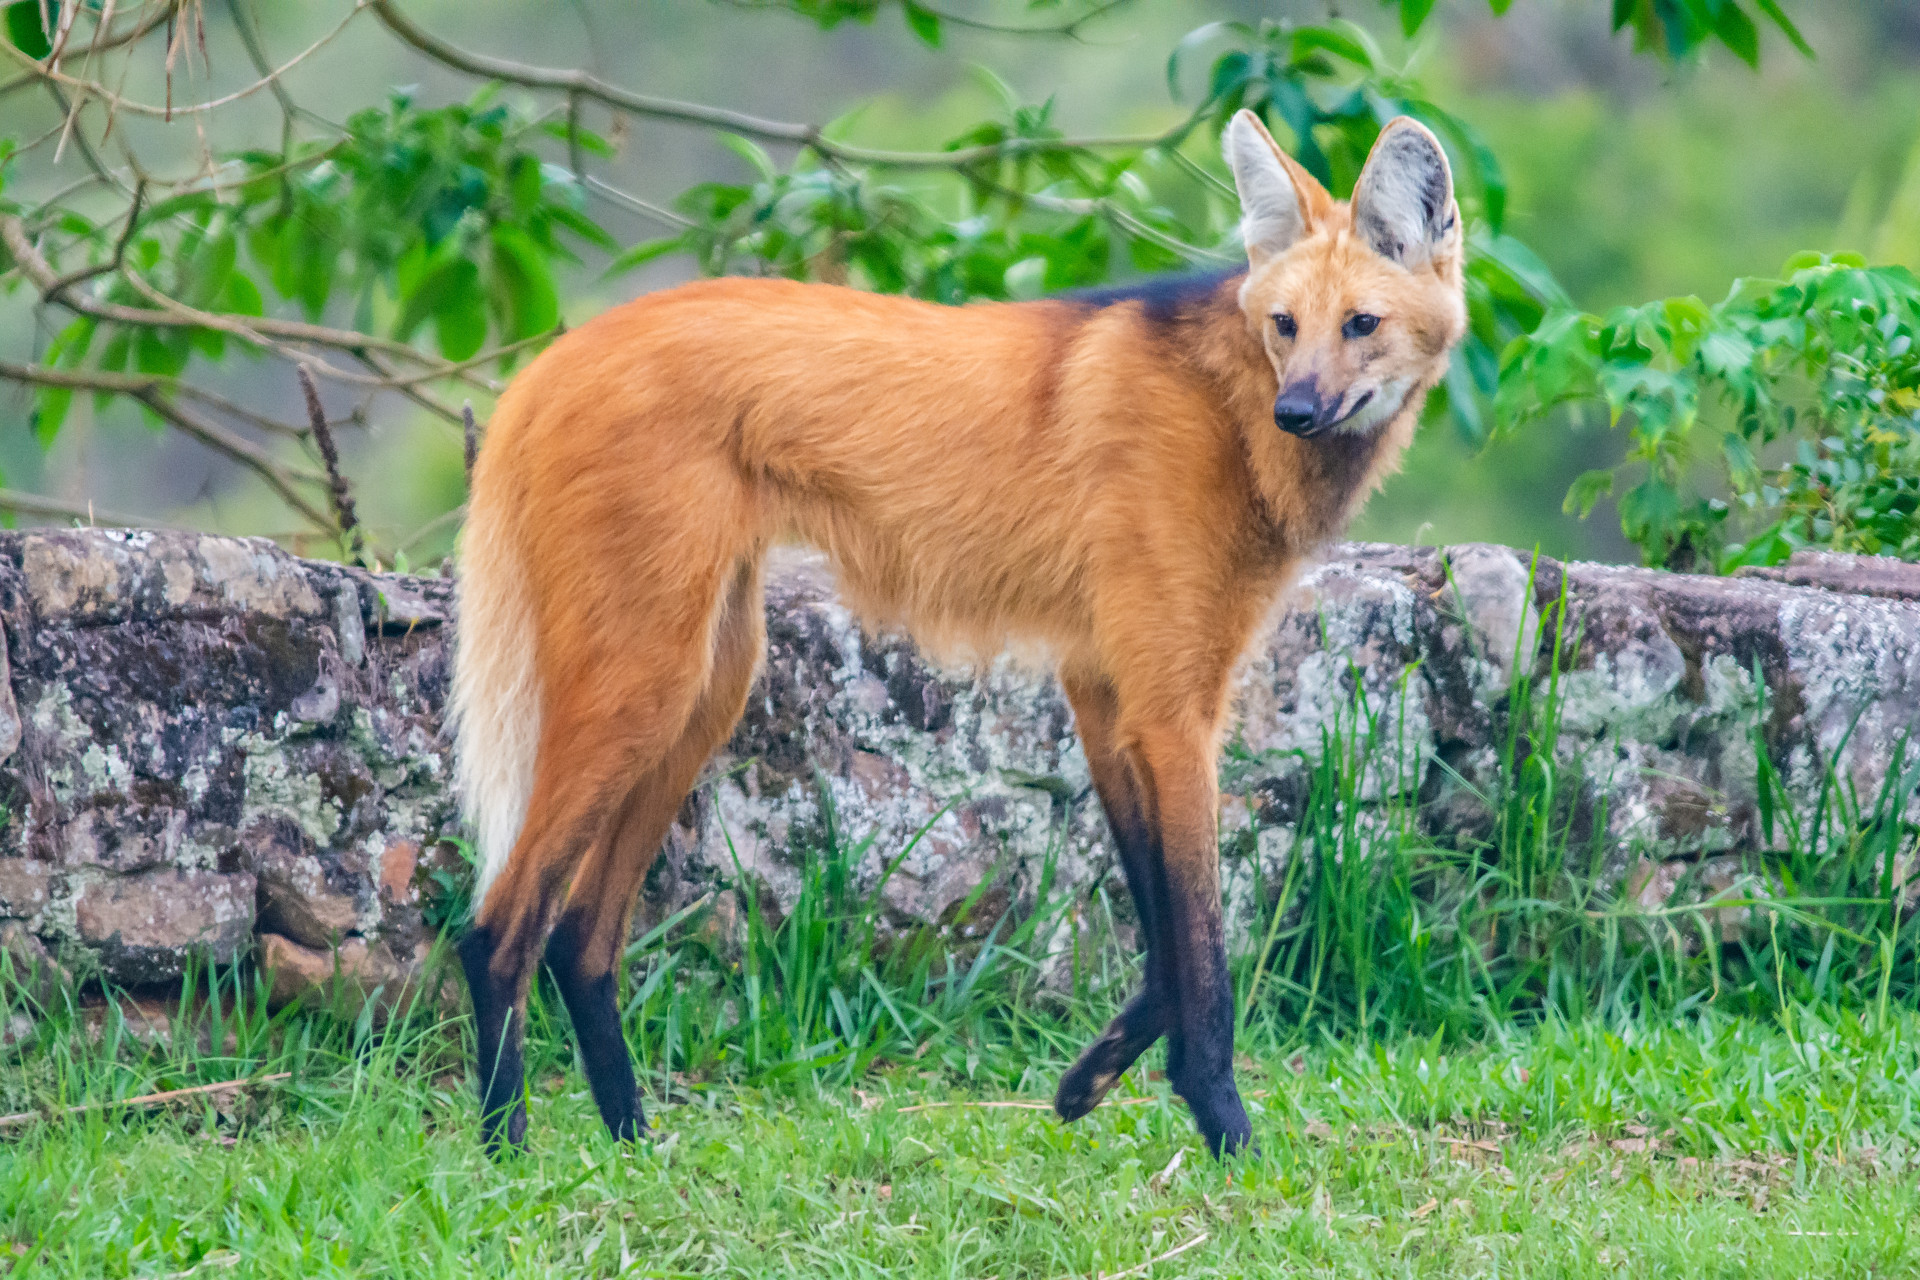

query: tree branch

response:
[0,358,334,529]
[0,488,182,530]
[0,1,172,101]
[0,1,371,120]
[0,359,314,441]
[368,0,1196,169]
[1,214,462,372]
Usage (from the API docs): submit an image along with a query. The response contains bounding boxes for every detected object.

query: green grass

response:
[5,999,1920,1277]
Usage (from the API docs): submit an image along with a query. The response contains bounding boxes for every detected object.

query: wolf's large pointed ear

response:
[1351,117,1458,270]
[1224,110,1327,267]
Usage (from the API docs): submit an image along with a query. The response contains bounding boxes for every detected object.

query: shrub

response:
[1499,254,1920,571]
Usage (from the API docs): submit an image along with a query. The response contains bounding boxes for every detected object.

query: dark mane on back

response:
[1053,267,1244,326]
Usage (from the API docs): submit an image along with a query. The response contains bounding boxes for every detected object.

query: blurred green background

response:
[3,0,1918,564]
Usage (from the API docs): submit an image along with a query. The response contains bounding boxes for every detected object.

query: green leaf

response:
[1397,0,1437,39]
[604,234,690,279]
[394,238,478,346]
[538,120,617,159]
[433,262,489,362]
[1166,20,1246,99]
[902,1,941,46]
[32,385,72,448]
[546,204,620,254]
[489,225,560,340]
[1753,0,1815,58]
[223,271,264,318]
[1564,469,1615,518]
[1290,22,1374,71]
[4,1,51,60]
[1714,2,1760,68]
[719,133,779,182]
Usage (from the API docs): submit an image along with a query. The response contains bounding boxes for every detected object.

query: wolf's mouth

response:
[1288,390,1377,440]
[1337,390,1375,425]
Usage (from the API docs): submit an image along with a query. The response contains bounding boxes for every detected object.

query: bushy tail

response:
[452,494,541,913]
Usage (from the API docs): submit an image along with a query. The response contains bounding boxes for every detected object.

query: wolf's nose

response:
[1274,387,1318,436]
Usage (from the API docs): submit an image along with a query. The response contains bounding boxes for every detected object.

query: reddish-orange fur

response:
[454,111,1467,1156]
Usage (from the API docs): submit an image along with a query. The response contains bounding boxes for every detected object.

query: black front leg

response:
[1131,728,1253,1159]
[1162,882,1251,1157]
[459,923,529,1155]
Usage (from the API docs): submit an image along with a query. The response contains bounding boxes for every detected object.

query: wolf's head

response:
[1223,110,1467,440]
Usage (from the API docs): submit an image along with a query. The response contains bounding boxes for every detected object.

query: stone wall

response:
[0,528,1914,997]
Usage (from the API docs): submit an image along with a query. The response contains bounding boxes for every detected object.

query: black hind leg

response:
[544,909,645,1141]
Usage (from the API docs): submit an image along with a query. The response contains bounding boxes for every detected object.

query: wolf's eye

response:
[1274,313,1297,339]
[1343,313,1381,339]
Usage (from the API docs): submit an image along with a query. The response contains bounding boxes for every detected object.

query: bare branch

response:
[0,358,315,441]
[0,355,333,526]
[1,214,462,372]
[0,487,182,530]
[0,2,372,120]
[463,401,479,485]
[398,502,466,556]
[368,0,1197,169]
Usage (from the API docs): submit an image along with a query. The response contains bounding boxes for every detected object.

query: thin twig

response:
[0,0,168,102]
[584,175,696,230]
[1,214,458,371]
[0,2,372,119]
[0,1072,292,1131]
[0,358,314,440]
[298,364,360,554]
[1095,1232,1208,1280]
[396,503,466,556]
[0,357,334,524]
[40,177,145,297]
[40,81,125,193]
[223,0,300,140]
[462,401,479,485]
[350,349,471,421]
[0,487,179,529]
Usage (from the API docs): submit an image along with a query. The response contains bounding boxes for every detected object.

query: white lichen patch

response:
[21,535,124,618]
[31,685,98,805]
[197,538,324,618]
[161,554,195,607]
[239,735,342,846]
[1556,631,1687,742]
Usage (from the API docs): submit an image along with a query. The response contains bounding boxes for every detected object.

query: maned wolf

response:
[452,109,1467,1158]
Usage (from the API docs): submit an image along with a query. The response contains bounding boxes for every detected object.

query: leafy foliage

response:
[27,85,604,446]
[1500,255,1920,569]
[244,89,610,356]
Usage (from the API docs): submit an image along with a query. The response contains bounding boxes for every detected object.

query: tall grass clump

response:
[531,785,1089,1097]
[1230,577,1920,1049]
